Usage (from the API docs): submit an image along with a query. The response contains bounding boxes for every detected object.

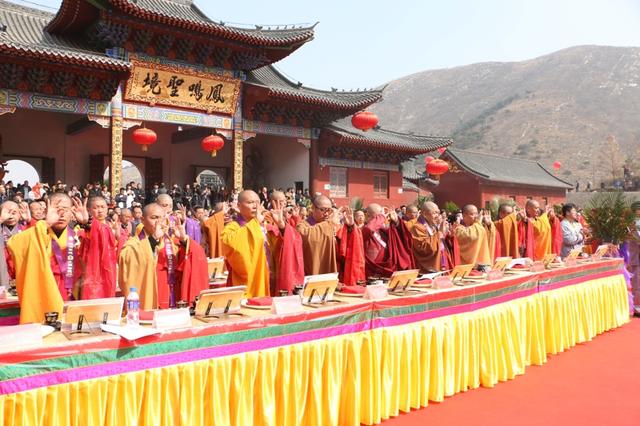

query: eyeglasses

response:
[314,206,333,214]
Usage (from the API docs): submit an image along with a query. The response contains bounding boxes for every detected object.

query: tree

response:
[603,135,627,181]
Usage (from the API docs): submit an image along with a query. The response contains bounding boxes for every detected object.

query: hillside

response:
[372,45,640,185]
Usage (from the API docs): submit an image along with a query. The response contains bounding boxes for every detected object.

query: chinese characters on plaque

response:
[124,57,241,115]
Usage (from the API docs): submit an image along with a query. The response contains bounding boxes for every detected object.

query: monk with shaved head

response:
[0,200,26,287]
[362,203,415,277]
[410,201,452,272]
[520,199,553,260]
[7,193,88,323]
[296,195,365,285]
[119,202,208,309]
[221,190,270,297]
[451,204,496,266]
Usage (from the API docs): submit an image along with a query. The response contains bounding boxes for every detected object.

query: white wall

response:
[248,134,309,190]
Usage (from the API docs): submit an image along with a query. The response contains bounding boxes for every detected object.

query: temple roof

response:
[246,66,383,111]
[47,0,315,48]
[0,0,129,72]
[443,148,573,189]
[324,117,453,154]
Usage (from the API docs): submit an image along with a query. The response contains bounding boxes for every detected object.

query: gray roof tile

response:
[444,148,572,189]
[325,117,453,154]
[246,65,382,110]
[0,0,129,71]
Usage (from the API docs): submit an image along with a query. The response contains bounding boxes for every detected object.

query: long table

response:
[0,259,629,426]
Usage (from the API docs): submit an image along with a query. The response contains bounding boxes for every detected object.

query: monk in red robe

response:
[265,191,305,294]
[296,195,365,285]
[75,196,118,299]
[362,203,415,277]
[25,200,46,229]
[119,203,208,309]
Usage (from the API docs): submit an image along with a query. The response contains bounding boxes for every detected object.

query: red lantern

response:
[201,134,225,158]
[437,147,446,155]
[351,111,379,132]
[553,161,562,170]
[426,159,449,176]
[132,127,157,152]
[424,155,435,165]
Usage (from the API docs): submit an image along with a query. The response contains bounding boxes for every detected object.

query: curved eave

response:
[0,42,131,74]
[444,152,572,189]
[327,129,451,154]
[268,88,382,110]
[110,0,315,48]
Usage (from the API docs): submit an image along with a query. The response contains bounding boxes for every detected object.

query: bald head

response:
[366,203,382,217]
[525,199,540,218]
[498,204,513,219]
[142,203,164,236]
[312,195,332,223]
[156,194,173,214]
[405,204,419,220]
[419,201,440,225]
[270,190,287,210]
[462,204,478,226]
[237,190,260,220]
[214,202,225,213]
[119,208,132,224]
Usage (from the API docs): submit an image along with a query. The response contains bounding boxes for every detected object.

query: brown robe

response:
[296,219,338,275]
[410,220,444,272]
[454,222,496,265]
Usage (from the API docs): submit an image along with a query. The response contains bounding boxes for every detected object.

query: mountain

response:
[372,45,640,185]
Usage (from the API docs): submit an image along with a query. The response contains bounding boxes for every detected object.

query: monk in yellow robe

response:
[453,204,496,265]
[7,193,80,323]
[494,204,519,257]
[411,201,450,272]
[202,202,227,258]
[221,190,270,297]
[119,203,208,309]
[522,200,552,260]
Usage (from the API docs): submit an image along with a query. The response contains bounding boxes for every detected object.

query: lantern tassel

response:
[142,145,148,152]
[211,150,217,158]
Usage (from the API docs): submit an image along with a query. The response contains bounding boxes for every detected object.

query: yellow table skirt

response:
[1,275,629,426]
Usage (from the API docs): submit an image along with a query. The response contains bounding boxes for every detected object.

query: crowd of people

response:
[2,178,639,324]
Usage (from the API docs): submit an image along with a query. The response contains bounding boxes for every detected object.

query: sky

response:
[20,0,640,90]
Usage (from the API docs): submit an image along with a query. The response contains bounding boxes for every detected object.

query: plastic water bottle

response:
[126,287,140,327]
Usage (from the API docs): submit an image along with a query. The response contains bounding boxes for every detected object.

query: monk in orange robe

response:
[296,195,365,285]
[494,204,519,257]
[202,202,228,258]
[221,190,270,297]
[404,204,420,233]
[411,201,451,272]
[119,203,208,309]
[76,196,118,300]
[362,203,415,277]
[8,193,84,323]
[453,204,496,265]
[520,200,552,260]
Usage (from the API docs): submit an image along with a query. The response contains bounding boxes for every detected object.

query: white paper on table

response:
[508,258,532,268]
[0,324,43,351]
[100,324,161,341]
[419,272,446,280]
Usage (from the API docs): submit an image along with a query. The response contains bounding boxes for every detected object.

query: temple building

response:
[0,0,450,202]
[431,148,572,208]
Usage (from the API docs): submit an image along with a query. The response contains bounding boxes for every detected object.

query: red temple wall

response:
[431,171,567,209]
